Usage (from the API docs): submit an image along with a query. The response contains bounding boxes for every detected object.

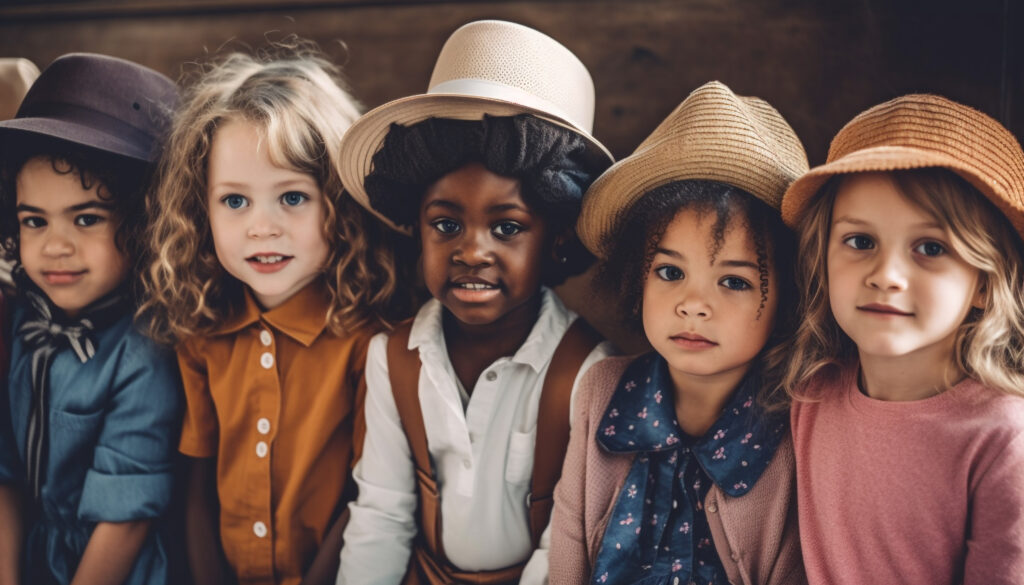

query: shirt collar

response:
[596,353,787,497]
[210,280,331,347]
[407,287,572,373]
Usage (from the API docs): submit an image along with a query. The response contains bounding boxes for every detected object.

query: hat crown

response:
[427,20,596,134]
[827,94,1024,197]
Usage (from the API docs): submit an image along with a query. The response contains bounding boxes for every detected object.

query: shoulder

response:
[577,355,639,416]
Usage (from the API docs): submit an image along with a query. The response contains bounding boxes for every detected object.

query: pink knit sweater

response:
[550,356,806,585]
[792,366,1024,584]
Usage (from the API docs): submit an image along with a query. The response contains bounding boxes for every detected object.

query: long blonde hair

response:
[140,43,415,343]
[783,168,1024,398]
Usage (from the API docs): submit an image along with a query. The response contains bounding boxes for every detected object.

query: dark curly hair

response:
[364,114,607,286]
[0,134,150,299]
[597,179,798,409]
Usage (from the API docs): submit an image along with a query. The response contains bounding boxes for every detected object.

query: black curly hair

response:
[363,114,607,286]
[0,134,151,297]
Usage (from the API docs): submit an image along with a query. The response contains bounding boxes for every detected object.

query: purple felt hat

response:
[0,53,178,162]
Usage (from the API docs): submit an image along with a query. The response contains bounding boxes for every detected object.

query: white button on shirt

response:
[260,352,274,369]
[259,330,273,346]
[253,521,268,538]
[257,418,270,435]
[256,441,268,458]
[339,289,614,585]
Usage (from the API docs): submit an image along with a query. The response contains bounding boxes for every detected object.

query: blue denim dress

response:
[0,302,182,585]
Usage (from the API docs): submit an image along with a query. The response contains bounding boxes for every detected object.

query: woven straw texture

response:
[781,94,1024,235]
[339,20,613,232]
[577,81,809,258]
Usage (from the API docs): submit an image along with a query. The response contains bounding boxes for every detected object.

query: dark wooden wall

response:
[1,0,1020,349]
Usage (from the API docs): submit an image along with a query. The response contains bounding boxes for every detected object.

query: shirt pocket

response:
[504,428,536,484]
[49,408,105,466]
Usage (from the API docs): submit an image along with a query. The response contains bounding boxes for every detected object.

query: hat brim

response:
[781,145,1024,235]
[340,92,615,234]
[0,116,155,162]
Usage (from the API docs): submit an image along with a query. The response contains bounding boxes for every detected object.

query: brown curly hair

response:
[140,43,416,344]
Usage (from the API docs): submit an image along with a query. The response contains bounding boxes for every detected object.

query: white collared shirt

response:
[338,288,614,585]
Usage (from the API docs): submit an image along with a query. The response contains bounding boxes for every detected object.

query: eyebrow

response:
[16,201,113,214]
[487,202,529,214]
[653,247,758,270]
[832,215,942,230]
[211,178,315,191]
[424,200,463,213]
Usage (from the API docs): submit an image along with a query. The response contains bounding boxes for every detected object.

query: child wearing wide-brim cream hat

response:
[551,81,808,585]
[337,19,617,585]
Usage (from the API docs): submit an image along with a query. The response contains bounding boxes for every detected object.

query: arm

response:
[337,333,418,585]
[0,484,21,585]
[186,456,235,585]
[964,430,1024,585]
[520,342,616,585]
[69,520,150,585]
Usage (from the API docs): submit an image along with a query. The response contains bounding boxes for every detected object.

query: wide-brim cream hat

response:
[340,19,614,232]
[781,94,1024,236]
[578,81,809,258]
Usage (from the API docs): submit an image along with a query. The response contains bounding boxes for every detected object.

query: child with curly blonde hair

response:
[140,45,414,585]
[780,94,1024,584]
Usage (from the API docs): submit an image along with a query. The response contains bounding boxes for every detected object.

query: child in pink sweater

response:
[780,94,1024,584]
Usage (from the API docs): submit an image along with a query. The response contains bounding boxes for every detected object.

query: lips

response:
[41,270,87,285]
[448,275,501,302]
[246,253,293,274]
[669,331,718,350]
[857,302,913,316]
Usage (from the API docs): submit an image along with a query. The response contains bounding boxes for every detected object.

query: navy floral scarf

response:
[591,353,787,585]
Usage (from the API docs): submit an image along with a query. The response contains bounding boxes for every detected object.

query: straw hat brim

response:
[339,92,615,234]
[780,145,1024,235]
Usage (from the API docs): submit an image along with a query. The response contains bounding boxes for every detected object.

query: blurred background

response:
[0,0,1019,349]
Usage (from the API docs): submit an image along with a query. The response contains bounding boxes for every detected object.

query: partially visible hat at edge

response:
[0,53,179,163]
[339,19,614,233]
[781,93,1024,237]
[577,81,809,259]
[0,58,40,121]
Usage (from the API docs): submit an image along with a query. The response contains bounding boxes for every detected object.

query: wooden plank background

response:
[0,0,1019,350]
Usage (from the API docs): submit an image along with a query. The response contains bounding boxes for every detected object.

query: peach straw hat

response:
[339,19,614,232]
[781,94,1024,235]
[577,81,809,259]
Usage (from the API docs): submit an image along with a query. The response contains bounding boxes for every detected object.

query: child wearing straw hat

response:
[336,20,616,585]
[779,95,1024,584]
[0,53,181,585]
[549,81,809,585]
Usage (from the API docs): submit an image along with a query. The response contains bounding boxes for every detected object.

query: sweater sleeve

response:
[549,357,605,585]
[964,429,1024,585]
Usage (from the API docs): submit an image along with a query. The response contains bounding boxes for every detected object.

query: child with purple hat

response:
[0,53,181,585]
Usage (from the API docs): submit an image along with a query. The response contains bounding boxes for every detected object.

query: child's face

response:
[642,207,777,388]
[15,157,128,317]
[419,163,550,327]
[827,172,984,363]
[207,119,328,310]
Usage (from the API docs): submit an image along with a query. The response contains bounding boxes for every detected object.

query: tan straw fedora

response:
[340,19,613,231]
[577,81,809,258]
[781,94,1024,235]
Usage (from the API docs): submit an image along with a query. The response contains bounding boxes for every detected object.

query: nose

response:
[866,247,908,291]
[41,228,75,258]
[246,204,282,239]
[676,289,711,319]
[452,228,494,267]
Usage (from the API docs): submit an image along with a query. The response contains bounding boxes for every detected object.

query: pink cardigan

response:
[550,356,806,585]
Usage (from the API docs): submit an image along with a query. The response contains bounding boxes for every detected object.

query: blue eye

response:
[492,221,523,238]
[431,218,460,235]
[74,214,104,227]
[20,216,45,229]
[654,265,684,281]
[843,235,874,250]
[281,191,307,206]
[914,241,946,257]
[222,194,248,209]
[721,276,752,291]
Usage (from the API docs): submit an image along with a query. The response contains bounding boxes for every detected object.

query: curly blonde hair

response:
[782,168,1024,399]
[140,44,415,344]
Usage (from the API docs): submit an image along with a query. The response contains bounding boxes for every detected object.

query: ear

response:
[550,231,572,265]
[971,275,987,310]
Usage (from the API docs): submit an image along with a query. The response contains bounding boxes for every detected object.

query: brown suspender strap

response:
[387,322,445,561]
[528,318,602,547]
